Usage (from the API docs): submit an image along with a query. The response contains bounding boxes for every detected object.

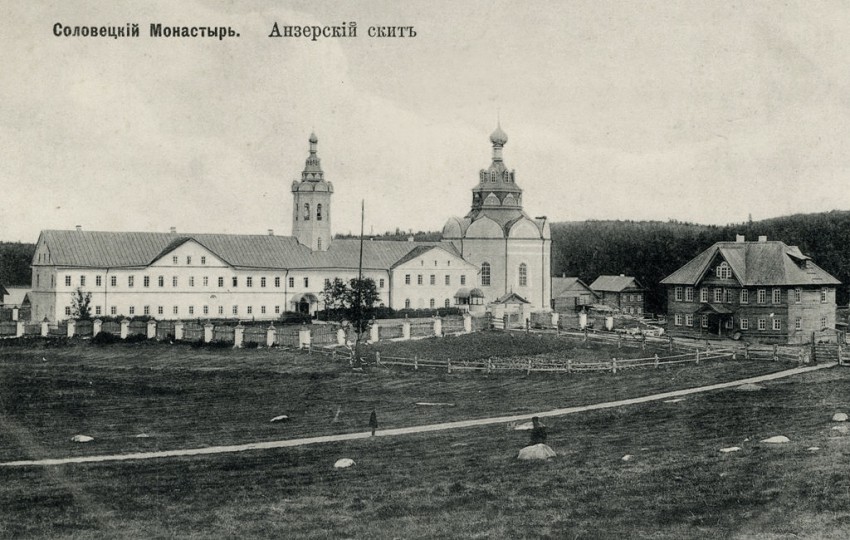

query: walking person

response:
[529,416,547,445]
[369,409,378,436]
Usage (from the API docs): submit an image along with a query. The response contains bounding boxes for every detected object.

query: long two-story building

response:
[661,235,840,343]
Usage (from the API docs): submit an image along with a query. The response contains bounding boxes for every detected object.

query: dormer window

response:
[716,262,731,279]
[490,171,496,182]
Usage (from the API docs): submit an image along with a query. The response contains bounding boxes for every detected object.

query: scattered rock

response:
[517,444,557,461]
[832,413,848,422]
[134,433,151,438]
[621,454,633,462]
[735,383,765,392]
[832,425,849,434]
[663,398,686,403]
[415,402,456,407]
[719,447,741,453]
[760,435,790,444]
[270,415,289,423]
[808,447,820,452]
[334,458,355,469]
[513,421,534,431]
[71,435,93,443]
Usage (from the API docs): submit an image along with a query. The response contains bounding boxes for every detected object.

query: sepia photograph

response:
[2,1,850,537]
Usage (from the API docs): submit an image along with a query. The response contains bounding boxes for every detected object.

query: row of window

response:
[674,286,829,304]
[404,274,467,286]
[622,294,643,303]
[402,298,454,309]
[623,306,643,315]
[673,314,828,331]
[295,203,324,221]
[65,305,284,317]
[63,274,387,290]
[479,262,529,287]
[169,255,208,265]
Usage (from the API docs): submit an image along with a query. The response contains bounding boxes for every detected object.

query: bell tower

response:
[292,133,333,251]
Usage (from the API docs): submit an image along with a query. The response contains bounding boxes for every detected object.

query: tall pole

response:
[354,199,365,363]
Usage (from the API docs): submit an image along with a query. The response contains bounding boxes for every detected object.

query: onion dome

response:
[309,132,318,144]
[489,124,508,146]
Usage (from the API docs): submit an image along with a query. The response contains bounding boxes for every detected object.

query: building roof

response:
[0,284,8,298]
[34,230,442,272]
[492,292,530,304]
[589,275,643,292]
[388,243,465,269]
[551,277,597,298]
[660,240,841,287]
[2,287,28,306]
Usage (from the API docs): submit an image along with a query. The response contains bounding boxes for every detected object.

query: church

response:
[28,126,552,322]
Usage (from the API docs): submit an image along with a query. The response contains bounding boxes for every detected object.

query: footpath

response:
[0,362,835,468]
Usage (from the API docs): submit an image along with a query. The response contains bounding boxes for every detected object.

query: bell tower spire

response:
[467,123,523,216]
[291,133,333,251]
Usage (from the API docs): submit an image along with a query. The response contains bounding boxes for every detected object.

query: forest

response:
[3,210,849,313]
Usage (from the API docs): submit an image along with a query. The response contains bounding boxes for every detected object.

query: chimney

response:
[169,226,177,234]
[619,273,625,277]
[735,234,745,243]
[758,235,767,243]
[407,235,415,242]
[268,229,274,236]
[75,225,82,232]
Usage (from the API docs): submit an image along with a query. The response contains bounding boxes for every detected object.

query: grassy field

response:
[1,335,843,538]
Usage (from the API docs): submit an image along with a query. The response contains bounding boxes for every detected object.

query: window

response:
[316,204,323,221]
[303,203,310,220]
[404,299,411,309]
[685,287,693,302]
[445,299,450,308]
[80,275,86,287]
[173,276,178,287]
[821,316,828,329]
[95,276,102,287]
[65,306,71,317]
[716,262,731,279]
[430,299,435,309]
[303,277,309,288]
[261,277,266,288]
[144,306,150,316]
[519,263,528,287]
[794,288,801,303]
[490,171,496,182]
[674,314,682,326]
[795,318,802,330]
[143,276,150,287]
[713,288,723,303]
[247,306,253,315]
[289,277,295,288]
[637,307,642,315]
[460,275,466,285]
[757,289,766,304]
[203,276,209,287]
[324,278,330,289]
[173,306,178,315]
[700,288,708,303]
[772,318,781,331]
[740,289,749,304]
[275,277,281,288]
[274,306,280,314]
[189,277,195,287]
[685,314,693,327]
[157,306,163,315]
[158,276,164,287]
[65,275,72,286]
[128,276,135,288]
[380,278,385,288]
[636,294,642,302]
[481,263,491,286]
[821,288,828,303]
[701,315,708,328]
[232,277,238,287]
[772,288,781,304]
[232,306,238,315]
[246,277,253,287]
[430,274,436,285]
[445,275,450,286]
[203,306,209,315]
[261,306,266,314]
[129,306,135,315]
[111,275,117,287]
[218,306,224,315]
[675,286,683,301]
[201,256,206,265]
[95,306,102,316]
[724,289,732,303]
[740,318,749,330]
[758,319,766,331]
[188,306,194,315]
[187,256,192,265]
[417,275,423,285]
[110,306,117,315]
[172,256,178,264]
[405,274,411,285]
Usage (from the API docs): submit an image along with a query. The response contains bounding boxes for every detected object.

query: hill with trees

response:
[0,242,35,287]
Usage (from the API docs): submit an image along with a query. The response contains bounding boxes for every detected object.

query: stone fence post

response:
[15,320,24,338]
[174,321,184,341]
[147,320,157,340]
[551,312,560,329]
[40,319,49,337]
[11,307,19,321]
[370,323,380,344]
[266,325,276,347]
[233,324,244,348]
[120,319,130,339]
[204,323,214,343]
[402,321,411,340]
[298,327,311,349]
[433,317,442,337]
[337,328,346,346]
[463,313,472,334]
[93,319,102,337]
[67,319,76,338]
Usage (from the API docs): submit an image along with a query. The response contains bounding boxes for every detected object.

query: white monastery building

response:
[29,126,552,321]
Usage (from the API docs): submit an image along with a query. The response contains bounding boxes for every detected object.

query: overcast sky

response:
[2,0,849,242]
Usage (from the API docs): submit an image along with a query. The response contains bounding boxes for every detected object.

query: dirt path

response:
[0,362,835,468]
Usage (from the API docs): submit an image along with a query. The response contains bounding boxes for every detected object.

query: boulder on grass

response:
[719,447,741,453]
[831,425,849,435]
[513,421,534,431]
[517,444,556,461]
[71,435,93,443]
[760,435,790,444]
[334,458,355,469]
[735,383,764,392]
[832,412,848,422]
[270,415,289,423]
